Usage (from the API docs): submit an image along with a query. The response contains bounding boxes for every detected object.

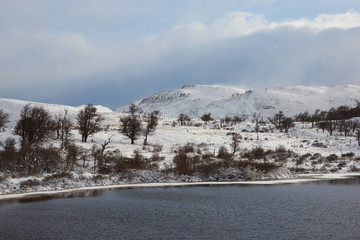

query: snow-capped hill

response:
[115,84,245,117]
[115,84,360,119]
[0,98,114,127]
[76,105,113,114]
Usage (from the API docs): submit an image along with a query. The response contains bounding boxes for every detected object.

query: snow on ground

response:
[1,114,360,196]
[1,86,360,197]
[1,173,360,202]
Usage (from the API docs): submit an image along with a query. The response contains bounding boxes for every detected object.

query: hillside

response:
[115,84,360,119]
[0,98,115,127]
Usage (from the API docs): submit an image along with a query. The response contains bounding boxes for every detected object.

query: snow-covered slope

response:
[0,98,114,127]
[115,84,245,117]
[115,84,360,119]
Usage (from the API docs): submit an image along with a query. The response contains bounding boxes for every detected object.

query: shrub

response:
[236,160,280,172]
[341,152,355,158]
[349,165,360,172]
[326,154,338,162]
[173,152,195,175]
[114,151,149,172]
[150,153,165,162]
[98,165,112,174]
[271,150,294,162]
[289,167,306,173]
[312,141,328,148]
[217,145,232,160]
[93,174,108,182]
[152,144,163,153]
[242,147,266,160]
[337,161,347,168]
[197,161,222,178]
[310,153,322,160]
[43,172,73,182]
[297,153,312,164]
[0,175,7,183]
[20,179,41,189]
[180,143,195,153]
[201,152,214,160]
[275,145,287,153]
[114,156,130,173]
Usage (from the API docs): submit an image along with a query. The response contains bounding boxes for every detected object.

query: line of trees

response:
[295,104,360,136]
[268,111,294,133]
[0,103,160,175]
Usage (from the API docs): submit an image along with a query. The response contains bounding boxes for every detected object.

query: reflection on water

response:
[298,176,360,185]
[17,189,107,203]
[0,189,107,205]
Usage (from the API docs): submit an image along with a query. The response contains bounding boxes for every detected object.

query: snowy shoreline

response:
[1,173,359,202]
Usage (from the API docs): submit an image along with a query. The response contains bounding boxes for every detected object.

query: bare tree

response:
[230,133,241,155]
[0,138,17,171]
[119,104,142,144]
[0,109,10,131]
[13,105,56,174]
[55,110,73,149]
[77,104,103,142]
[282,117,294,133]
[143,111,159,145]
[98,136,113,167]
[14,104,55,148]
[36,144,61,173]
[221,115,232,127]
[268,111,285,132]
[65,143,80,171]
[252,112,261,140]
[201,113,213,125]
[178,113,190,126]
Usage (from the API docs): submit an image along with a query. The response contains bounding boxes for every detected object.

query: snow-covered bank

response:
[1,85,360,203]
[1,173,359,202]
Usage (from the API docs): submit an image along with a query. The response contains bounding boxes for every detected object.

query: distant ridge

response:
[115,84,360,119]
[2,84,359,121]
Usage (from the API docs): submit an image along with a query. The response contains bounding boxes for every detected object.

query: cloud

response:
[279,10,360,30]
[0,9,360,107]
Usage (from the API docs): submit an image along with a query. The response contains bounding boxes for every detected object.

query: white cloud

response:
[1,9,360,105]
[278,10,360,31]
[169,10,360,41]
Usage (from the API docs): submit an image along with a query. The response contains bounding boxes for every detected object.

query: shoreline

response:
[1,173,359,202]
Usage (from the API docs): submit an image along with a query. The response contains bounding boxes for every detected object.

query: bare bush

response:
[341,152,355,158]
[242,147,266,160]
[217,145,232,160]
[114,151,149,172]
[19,179,41,189]
[43,172,73,182]
[173,152,197,175]
[236,160,280,172]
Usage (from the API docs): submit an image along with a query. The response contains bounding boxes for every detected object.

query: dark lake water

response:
[1,178,360,240]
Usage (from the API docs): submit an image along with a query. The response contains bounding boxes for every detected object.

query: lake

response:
[1,178,360,240]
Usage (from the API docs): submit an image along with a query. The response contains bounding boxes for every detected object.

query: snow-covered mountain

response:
[115,84,244,116]
[115,84,360,119]
[1,84,360,123]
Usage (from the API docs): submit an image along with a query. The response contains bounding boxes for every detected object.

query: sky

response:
[0,0,360,109]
